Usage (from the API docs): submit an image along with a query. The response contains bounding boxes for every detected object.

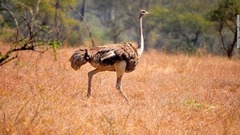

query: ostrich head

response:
[139,9,149,19]
[70,48,89,70]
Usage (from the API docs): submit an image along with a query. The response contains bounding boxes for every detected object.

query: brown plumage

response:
[70,10,149,102]
[71,43,138,71]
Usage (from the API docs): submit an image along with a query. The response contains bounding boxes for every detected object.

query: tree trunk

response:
[55,0,60,40]
[227,29,237,58]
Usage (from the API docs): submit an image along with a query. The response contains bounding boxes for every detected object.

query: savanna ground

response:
[0,43,240,135]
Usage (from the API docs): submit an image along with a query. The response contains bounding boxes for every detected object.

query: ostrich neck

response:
[137,17,144,56]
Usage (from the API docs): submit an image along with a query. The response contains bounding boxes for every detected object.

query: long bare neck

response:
[137,16,144,56]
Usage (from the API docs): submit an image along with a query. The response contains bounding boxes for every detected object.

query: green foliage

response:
[183,98,216,111]
[150,4,212,54]
[208,0,240,58]
[49,40,62,60]
[209,0,239,23]
[0,0,240,57]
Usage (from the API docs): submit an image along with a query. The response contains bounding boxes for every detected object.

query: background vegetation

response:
[0,0,240,60]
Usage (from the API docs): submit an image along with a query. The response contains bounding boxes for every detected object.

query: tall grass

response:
[0,46,240,134]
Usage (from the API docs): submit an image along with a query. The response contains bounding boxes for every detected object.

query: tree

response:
[209,0,240,58]
[91,0,151,47]
[0,0,50,65]
[91,0,127,43]
[150,5,211,54]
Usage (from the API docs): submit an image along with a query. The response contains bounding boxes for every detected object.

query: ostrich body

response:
[70,10,149,102]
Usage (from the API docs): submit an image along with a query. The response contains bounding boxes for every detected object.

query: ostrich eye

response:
[141,10,148,15]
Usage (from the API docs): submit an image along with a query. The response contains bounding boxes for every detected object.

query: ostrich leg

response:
[114,61,129,102]
[116,74,129,102]
[87,68,101,97]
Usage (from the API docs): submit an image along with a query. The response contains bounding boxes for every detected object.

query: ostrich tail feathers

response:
[69,50,88,70]
[70,53,81,70]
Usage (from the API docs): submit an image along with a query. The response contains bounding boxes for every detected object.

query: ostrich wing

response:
[100,51,116,62]
[90,43,138,69]
[99,49,121,65]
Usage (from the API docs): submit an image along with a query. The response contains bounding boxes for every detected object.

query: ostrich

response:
[70,10,149,102]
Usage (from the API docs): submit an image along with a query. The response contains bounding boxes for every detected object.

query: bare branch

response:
[1,3,20,40]
[0,54,18,66]
[223,20,235,33]
[70,5,95,47]
[1,4,19,28]
[0,8,50,66]
[218,30,227,52]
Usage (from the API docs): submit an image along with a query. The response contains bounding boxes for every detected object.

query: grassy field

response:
[0,45,240,134]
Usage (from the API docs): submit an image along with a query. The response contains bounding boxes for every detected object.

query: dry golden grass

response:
[0,45,240,134]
